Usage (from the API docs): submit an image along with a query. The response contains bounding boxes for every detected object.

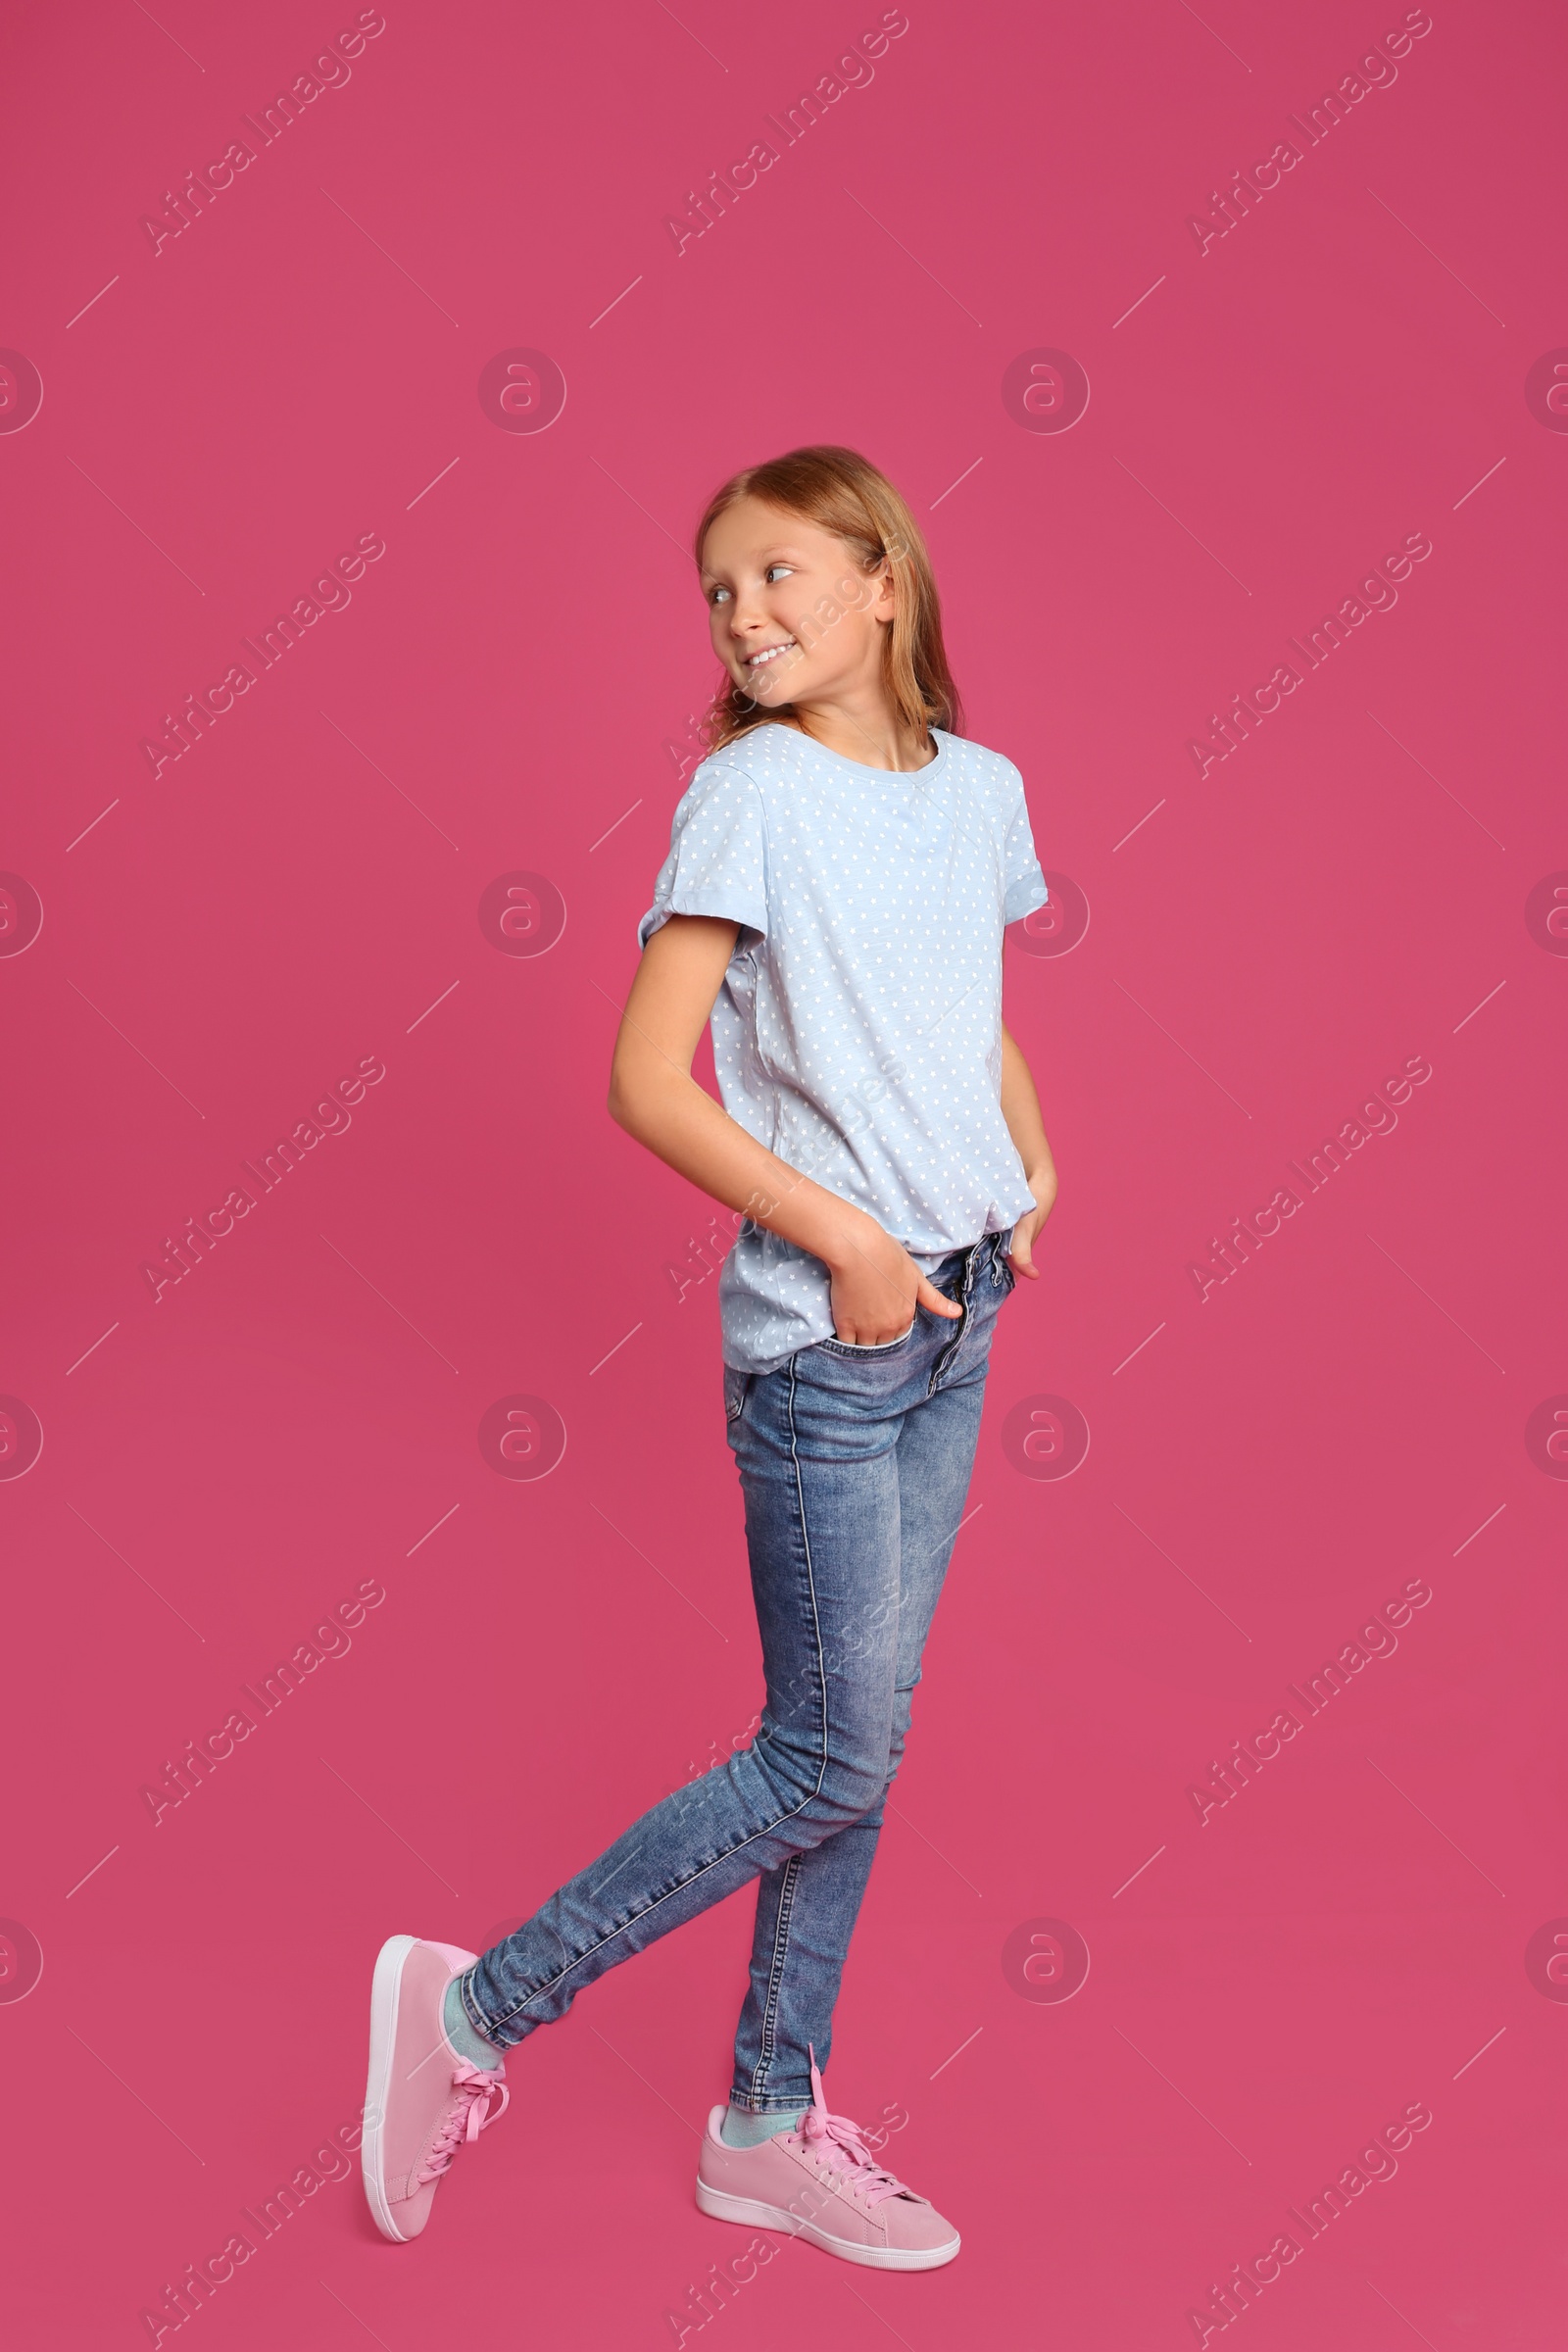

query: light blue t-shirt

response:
[637,722,1050,1374]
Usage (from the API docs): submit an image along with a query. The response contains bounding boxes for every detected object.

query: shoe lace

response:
[796,2047,910,2207]
[416,2063,510,2184]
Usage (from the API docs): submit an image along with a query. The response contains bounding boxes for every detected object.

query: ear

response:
[869,559,899,625]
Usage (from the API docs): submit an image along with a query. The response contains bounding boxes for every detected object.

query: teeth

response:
[748,641,795,666]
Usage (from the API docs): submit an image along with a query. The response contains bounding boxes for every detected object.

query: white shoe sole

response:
[363,1935,417,2242]
[695,2178,960,2270]
[362,1935,481,2245]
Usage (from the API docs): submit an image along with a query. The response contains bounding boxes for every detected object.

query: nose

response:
[720,578,772,639]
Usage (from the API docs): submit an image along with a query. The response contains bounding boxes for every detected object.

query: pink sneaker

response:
[695,2055,959,2270]
[362,1936,510,2243]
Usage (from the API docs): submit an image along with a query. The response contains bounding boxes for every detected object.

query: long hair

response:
[693,445,962,755]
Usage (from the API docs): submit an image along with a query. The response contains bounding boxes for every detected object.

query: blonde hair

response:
[693,445,962,755]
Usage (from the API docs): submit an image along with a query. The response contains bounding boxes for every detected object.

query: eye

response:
[708,584,732,606]
[764,564,795,583]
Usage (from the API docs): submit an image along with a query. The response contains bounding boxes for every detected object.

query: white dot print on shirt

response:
[645,732,1042,1372]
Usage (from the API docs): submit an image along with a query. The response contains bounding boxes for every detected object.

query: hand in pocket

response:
[826,1218,961,1346]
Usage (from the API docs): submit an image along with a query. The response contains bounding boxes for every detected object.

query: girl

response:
[363,445,1057,2270]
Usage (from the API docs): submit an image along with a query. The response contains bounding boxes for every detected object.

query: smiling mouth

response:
[745,639,797,669]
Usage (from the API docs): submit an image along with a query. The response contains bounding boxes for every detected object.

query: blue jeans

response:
[460,1228,1016,2112]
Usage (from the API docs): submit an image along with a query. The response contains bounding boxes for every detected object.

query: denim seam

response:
[747,1850,802,2106]
[458,1968,494,2049]
[474,1789,828,2039]
[475,1353,833,2042]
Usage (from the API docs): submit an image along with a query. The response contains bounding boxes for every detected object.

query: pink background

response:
[3,0,1565,2342]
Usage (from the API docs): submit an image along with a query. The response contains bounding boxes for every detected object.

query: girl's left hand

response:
[1007,1163,1057,1282]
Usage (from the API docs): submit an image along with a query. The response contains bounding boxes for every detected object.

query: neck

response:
[778,689,934,772]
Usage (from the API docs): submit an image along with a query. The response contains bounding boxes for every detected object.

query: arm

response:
[1000,1018,1057,1282]
[608,914,961,1343]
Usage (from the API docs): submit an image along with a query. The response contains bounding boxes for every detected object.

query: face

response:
[700,496,895,710]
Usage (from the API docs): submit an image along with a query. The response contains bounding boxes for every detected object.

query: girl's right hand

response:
[825,1215,962,1347]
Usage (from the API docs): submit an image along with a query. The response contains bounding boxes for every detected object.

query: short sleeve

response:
[1002,769,1050,926]
[636,761,768,951]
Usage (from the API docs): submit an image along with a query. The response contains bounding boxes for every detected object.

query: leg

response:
[459,1341,908,2058]
[730,1236,1013,2109]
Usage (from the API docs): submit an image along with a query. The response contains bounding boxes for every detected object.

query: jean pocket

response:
[723,1365,752,1422]
[817,1321,918,1358]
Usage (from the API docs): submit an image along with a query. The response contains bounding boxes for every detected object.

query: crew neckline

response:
[752,720,949,781]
